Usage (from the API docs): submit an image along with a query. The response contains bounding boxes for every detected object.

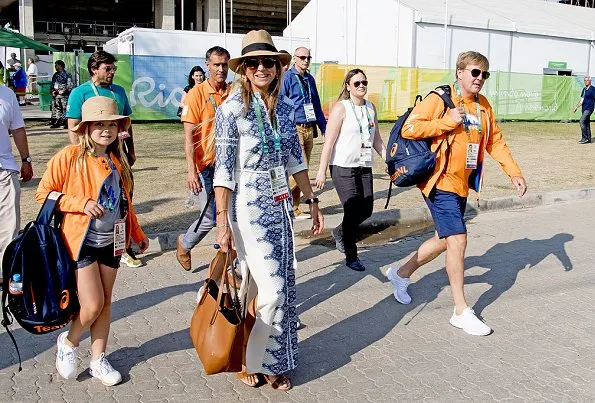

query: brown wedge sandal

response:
[263,374,292,391]
[236,372,261,388]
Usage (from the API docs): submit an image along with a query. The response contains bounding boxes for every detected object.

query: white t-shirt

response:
[0,86,26,172]
[26,63,38,77]
[330,99,376,168]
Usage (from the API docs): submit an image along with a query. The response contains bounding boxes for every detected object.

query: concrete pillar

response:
[205,0,221,33]
[195,0,204,31]
[155,0,176,30]
[19,0,35,61]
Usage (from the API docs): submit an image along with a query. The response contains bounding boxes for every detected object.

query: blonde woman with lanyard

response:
[213,30,323,391]
[315,69,385,272]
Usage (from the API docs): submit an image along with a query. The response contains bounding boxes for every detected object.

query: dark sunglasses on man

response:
[244,57,277,70]
[466,68,490,80]
[295,55,312,61]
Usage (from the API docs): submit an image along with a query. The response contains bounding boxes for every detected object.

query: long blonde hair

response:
[337,69,366,101]
[236,57,284,122]
[76,121,133,194]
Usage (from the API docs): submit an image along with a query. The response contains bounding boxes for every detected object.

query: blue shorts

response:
[424,189,467,239]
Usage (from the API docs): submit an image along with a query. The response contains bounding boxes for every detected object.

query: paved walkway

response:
[1,200,594,402]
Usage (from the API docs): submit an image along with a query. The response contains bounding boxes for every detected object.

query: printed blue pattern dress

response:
[213,91,307,375]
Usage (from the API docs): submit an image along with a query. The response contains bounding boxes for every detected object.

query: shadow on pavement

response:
[465,233,574,315]
[293,232,574,385]
[0,282,201,370]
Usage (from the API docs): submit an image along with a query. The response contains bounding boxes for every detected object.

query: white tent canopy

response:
[285,0,595,74]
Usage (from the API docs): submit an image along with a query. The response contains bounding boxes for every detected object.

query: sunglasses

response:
[244,57,277,70]
[295,55,312,61]
[101,66,118,73]
[352,80,368,88]
[466,68,490,80]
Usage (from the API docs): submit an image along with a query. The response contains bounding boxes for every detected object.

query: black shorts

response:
[77,243,122,269]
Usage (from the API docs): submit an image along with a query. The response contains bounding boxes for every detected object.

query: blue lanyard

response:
[252,95,281,155]
[454,82,482,138]
[349,99,374,138]
[90,81,116,100]
[294,74,311,102]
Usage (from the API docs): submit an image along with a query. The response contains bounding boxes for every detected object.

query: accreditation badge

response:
[303,103,317,122]
[113,219,126,256]
[359,145,373,166]
[269,166,290,202]
[466,143,480,170]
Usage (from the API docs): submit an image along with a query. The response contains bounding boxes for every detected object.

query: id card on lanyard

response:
[113,219,126,256]
[253,95,290,203]
[350,99,374,166]
[455,82,483,170]
[296,74,317,123]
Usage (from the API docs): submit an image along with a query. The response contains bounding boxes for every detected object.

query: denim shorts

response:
[424,188,467,239]
[77,243,122,269]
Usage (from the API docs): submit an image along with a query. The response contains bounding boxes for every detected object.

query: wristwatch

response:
[22,156,32,163]
[304,197,319,205]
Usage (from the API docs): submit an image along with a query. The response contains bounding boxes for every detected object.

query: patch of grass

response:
[16,120,594,234]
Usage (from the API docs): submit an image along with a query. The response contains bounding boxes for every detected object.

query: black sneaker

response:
[579,139,589,144]
[346,259,366,272]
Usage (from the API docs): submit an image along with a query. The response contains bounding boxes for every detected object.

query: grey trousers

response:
[181,166,216,250]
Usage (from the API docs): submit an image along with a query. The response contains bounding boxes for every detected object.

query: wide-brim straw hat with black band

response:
[71,96,131,134]
[228,30,292,73]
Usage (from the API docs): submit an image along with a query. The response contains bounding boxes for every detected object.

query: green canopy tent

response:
[0,28,56,104]
[0,28,56,52]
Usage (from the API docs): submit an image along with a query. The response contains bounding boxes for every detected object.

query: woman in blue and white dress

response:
[213,30,324,391]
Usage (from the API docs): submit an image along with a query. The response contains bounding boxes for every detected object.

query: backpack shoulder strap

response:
[430,85,456,111]
[35,191,63,226]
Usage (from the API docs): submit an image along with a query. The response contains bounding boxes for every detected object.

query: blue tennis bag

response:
[2,191,79,371]
[386,85,455,188]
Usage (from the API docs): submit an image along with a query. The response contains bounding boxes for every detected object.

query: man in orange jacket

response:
[386,51,527,336]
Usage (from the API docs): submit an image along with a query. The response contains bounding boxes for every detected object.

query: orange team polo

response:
[180,80,230,172]
[403,84,522,198]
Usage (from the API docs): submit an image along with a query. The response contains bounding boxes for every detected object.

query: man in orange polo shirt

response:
[386,51,527,336]
[176,46,230,270]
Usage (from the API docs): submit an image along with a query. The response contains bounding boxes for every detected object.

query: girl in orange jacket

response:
[35,96,148,386]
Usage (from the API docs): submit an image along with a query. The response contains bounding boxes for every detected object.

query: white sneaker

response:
[89,353,122,386]
[56,331,78,379]
[386,265,411,304]
[449,307,491,336]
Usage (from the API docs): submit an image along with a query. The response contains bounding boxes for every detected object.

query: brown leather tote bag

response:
[189,249,246,375]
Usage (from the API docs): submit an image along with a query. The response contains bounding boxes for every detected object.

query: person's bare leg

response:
[89,264,118,360]
[67,263,104,346]
[444,233,468,315]
[398,232,447,278]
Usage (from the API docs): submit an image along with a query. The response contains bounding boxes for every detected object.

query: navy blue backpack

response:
[384,85,456,207]
[2,191,79,371]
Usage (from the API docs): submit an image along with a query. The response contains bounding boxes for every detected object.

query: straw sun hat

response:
[228,29,292,73]
[71,96,131,134]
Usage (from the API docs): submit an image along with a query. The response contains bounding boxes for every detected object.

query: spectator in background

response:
[279,50,290,72]
[49,60,74,128]
[11,63,27,106]
[281,47,326,220]
[0,85,33,282]
[177,65,205,118]
[7,52,20,70]
[573,75,595,144]
[26,57,38,105]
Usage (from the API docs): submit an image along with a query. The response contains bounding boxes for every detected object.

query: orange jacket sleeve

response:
[402,93,459,140]
[485,109,523,179]
[35,147,91,213]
